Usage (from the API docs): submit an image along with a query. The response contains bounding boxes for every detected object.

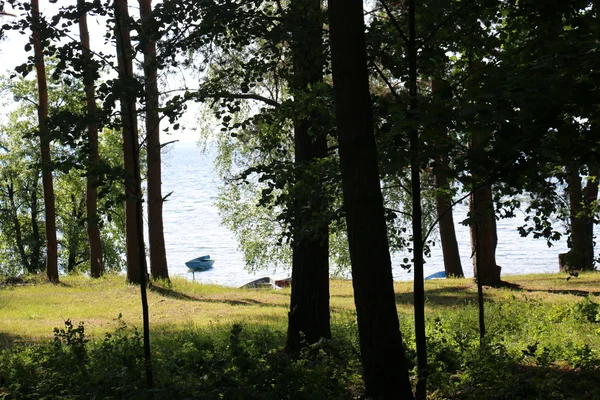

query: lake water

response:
[160,142,569,287]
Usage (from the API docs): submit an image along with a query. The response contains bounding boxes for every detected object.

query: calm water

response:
[159,142,568,287]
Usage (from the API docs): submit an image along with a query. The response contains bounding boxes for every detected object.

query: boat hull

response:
[185,255,215,271]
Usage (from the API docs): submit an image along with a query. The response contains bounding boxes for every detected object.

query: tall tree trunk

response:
[286,0,331,354]
[469,183,500,286]
[78,0,104,278]
[431,80,464,278]
[31,0,58,282]
[407,0,427,397]
[114,0,147,285]
[114,0,153,388]
[566,165,598,271]
[139,0,169,282]
[328,1,414,398]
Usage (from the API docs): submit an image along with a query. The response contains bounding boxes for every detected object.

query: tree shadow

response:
[457,360,600,399]
[395,285,479,307]
[0,332,27,348]
[497,280,600,297]
[149,285,288,308]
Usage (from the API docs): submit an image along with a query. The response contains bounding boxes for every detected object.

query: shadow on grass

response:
[498,280,600,297]
[392,278,600,308]
[395,285,479,307]
[149,285,288,308]
[0,332,28,348]
[455,361,600,400]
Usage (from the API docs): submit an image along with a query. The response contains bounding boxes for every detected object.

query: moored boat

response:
[424,271,446,280]
[274,277,292,288]
[185,255,215,271]
[240,277,274,289]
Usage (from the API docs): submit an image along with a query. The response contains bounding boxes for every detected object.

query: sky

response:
[0,1,201,144]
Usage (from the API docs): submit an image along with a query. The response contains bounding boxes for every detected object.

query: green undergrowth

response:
[1,273,600,398]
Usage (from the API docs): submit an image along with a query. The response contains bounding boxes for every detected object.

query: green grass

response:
[1,272,600,399]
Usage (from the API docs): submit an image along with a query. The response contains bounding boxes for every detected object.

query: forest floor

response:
[1,272,600,399]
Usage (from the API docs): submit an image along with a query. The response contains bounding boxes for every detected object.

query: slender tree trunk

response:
[407,0,427,397]
[78,0,104,278]
[584,166,599,266]
[114,0,153,388]
[474,218,486,345]
[31,0,58,282]
[566,165,598,271]
[7,182,33,273]
[30,178,43,271]
[328,1,414,398]
[114,0,147,285]
[286,0,331,354]
[139,0,169,281]
[431,80,463,278]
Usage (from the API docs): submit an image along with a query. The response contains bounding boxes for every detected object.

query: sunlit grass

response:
[1,271,599,346]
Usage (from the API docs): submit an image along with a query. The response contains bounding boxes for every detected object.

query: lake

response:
[160,142,568,287]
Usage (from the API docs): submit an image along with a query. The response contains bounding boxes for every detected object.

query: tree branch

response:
[373,63,401,100]
[420,0,477,49]
[378,0,409,45]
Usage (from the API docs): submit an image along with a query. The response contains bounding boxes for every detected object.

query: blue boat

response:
[185,255,215,271]
[424,271,446,280]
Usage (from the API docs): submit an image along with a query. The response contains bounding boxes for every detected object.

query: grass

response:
[1,272,600,399]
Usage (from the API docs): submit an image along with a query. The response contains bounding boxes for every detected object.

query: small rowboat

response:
[424,271,446,280]
[275,277,292,288]
[185,255,215,272]
[240,277,274,289]
[240,277,292,289]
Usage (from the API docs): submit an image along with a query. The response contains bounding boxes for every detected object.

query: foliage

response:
[0,68,126,276]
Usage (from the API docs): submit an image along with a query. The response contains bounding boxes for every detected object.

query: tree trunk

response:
[431,80,463,278]
[406,1,427,397]
[584,166,599,266]
[7,181,33,273]
[328,1,414,398]
[31,0,58,282]
[30,178,43,272]
[114,0,153,388]
[78,0,104,278]
[139,0,169,282]
[469,184,501,286]
[566,165,598,271]
[286,0,331,354]
[114,0,147,285]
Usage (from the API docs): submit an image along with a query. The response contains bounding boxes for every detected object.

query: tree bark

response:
[31,0,58,282]
[566,165,598,271]
[406,0,427,396]
[286,0,331,354]
[30,178,43,272]
[114,0,153,388]
[7,181,33,273]
[469,184,501,286]
[139,0,169,282]
[328,1,414,398]
[431,80,464,278]
[114,0,147,285]
[78,0,104,278]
